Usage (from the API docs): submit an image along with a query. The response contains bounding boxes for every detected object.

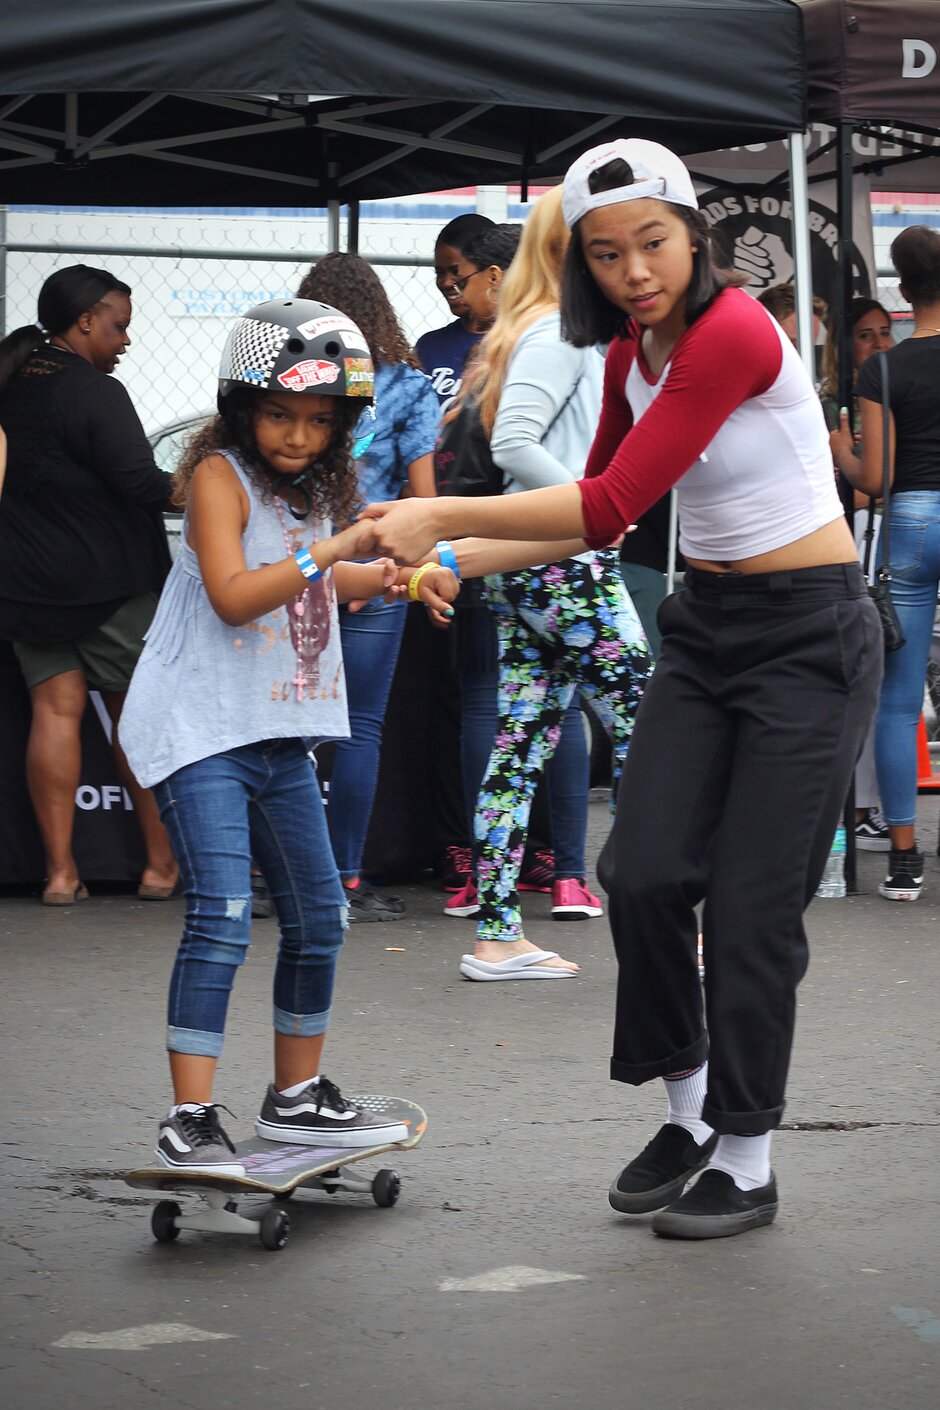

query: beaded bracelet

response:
[294,548,323,583]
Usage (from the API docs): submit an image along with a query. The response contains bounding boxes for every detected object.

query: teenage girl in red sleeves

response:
[361,139,882,1239]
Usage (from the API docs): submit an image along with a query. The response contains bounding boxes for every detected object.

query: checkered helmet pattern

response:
[217,298,374,401]
[220,316,289,389]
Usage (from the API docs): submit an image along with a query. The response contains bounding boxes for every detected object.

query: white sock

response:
[169,1102,209,1117]
[277,1075,320,1099]
[709,1132,772,1191]
[663,1063,713,1146]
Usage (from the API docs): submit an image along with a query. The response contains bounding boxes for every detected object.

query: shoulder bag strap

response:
[877,351,892,579]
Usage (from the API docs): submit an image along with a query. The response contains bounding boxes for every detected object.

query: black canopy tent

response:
[797,0,940,408]
[1,0,813,885]
[0,0,806,206]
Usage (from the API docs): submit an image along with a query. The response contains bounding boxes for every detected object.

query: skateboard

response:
[125,1096,427,1252]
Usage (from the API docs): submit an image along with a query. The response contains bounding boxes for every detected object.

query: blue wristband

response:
[435,540,460,579]
[294,548,323,583]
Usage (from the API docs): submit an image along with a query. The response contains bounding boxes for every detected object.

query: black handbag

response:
[433,398,505,497]
[863,353,906,654]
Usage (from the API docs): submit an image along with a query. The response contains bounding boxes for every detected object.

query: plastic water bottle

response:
[815,824,846,898]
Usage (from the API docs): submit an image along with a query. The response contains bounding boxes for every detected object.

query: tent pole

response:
[347,198,360,253]
[787,131,815,382]
[0,204,7,336]
[836,118,859,894]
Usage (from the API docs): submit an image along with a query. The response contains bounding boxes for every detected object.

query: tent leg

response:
[327,199,341,253]
[836,119,859,894]
[787,131,815,381]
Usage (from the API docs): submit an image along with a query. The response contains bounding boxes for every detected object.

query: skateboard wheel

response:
[372,1169,401,1208]
[151,1200,181,1243]
[259,1206,290,1251]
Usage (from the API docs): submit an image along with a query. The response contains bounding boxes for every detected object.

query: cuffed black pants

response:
[598,563,883,1135]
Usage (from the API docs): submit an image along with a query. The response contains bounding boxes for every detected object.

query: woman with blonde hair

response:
[449,186,651,980]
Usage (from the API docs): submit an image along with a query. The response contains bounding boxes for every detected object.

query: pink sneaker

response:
[444,880,480,918]
[551,878,603,920]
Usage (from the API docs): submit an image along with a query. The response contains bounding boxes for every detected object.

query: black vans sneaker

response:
[609,1123,718,1214]
[879,848,924,902]
[854,809,891,852]
[256,1076,409,1147]
[155,1104,245,1177]
[651,1169,778,1239]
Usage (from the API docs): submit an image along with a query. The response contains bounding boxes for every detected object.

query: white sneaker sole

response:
[552,904,603,920]
[878,883,923,902]
[444,902,480,917]
[255,1119,409,1147]
[154,1147,246,1179]
[856,835,891,852]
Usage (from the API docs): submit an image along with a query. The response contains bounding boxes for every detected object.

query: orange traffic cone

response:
[916,714,940,793]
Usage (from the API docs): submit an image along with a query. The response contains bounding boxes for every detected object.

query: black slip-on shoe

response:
[651,1168,778,1240]
[609,1124,718,1214]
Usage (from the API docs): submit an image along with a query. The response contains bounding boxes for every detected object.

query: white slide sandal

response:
[459,949,579,981]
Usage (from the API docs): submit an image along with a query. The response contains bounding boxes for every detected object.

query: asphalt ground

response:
[2,791,938,1410]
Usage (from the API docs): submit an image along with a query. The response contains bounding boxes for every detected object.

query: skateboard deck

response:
[126,1096,427,1251]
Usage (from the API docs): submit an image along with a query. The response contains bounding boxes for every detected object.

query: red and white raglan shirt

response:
[578,288,843,558]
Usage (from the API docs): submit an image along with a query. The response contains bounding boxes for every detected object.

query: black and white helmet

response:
[218,298,374,402]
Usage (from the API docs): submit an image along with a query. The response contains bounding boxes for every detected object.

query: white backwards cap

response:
[562,138,698,229]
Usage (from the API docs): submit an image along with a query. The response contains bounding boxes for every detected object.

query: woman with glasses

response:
[297,254,440,920]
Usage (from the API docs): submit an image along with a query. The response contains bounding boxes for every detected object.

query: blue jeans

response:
[329,600,407,879]
[154,740,347,1058]
[875,491,940,827]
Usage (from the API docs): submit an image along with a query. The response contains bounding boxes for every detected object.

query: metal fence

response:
[0,204,918,435]
[0,207,445,433]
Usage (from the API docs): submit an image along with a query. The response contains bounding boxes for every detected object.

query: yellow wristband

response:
[407,562,438,602]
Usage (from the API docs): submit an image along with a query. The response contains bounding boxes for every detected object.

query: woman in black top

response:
[0,265,177,904]
[832,225,940,902]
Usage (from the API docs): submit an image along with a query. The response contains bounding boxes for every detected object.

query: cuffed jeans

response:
[154,739,347,1058]
[598,564,882,1134]
[874,492,940,826]
[329,599,407,878]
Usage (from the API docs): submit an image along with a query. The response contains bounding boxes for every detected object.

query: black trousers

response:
[597,563,883,1135]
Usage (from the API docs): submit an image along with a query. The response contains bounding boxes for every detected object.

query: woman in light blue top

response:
[297,255,440,921]
[119,299,456,1175]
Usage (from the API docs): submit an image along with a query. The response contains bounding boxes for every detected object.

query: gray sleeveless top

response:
[119,452,348,788]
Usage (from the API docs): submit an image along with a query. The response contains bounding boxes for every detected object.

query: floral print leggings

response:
[475,548,652,942]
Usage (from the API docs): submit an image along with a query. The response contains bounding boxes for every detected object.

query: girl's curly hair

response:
[172,385,362,525]
[297,252,419,369]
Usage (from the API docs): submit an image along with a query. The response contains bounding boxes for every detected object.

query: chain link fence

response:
[0,206,450,433]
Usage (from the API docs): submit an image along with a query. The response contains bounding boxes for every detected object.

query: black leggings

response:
[598,563,883,1135]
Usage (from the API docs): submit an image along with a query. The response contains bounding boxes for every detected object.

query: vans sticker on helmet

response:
[277,359,343,391]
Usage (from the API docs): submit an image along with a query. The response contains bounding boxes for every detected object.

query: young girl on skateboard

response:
[119,300,456,1176]
[360,139,882,1238]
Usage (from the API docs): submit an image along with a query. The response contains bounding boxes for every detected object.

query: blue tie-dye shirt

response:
[352,361,441,506]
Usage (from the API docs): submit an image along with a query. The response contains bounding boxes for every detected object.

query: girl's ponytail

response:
[0,324,46,390]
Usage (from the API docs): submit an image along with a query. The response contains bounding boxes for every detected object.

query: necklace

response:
[272,494,320,703]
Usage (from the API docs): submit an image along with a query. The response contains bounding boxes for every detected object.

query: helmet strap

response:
[267,466,316,521]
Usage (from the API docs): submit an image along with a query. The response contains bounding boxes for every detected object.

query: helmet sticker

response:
[277,358,343,391]
[296,314,369,351]
[224,318,290,384]
[343,357,375,396]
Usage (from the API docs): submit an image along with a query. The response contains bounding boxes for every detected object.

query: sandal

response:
[41,882,90,907]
